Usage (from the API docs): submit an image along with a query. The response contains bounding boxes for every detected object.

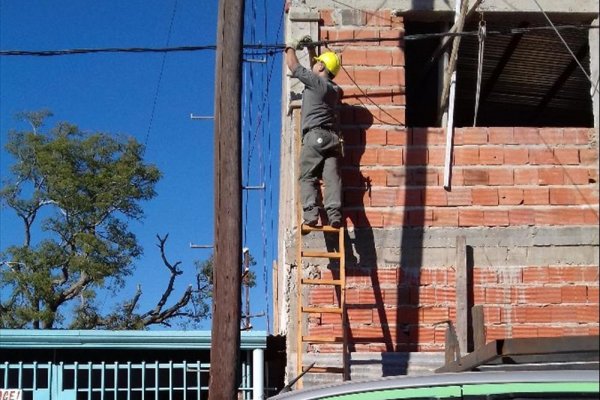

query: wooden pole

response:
[439,0,470,115]
[209,0,244,397]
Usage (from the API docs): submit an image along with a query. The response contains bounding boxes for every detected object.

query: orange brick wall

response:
[303,9,599,353]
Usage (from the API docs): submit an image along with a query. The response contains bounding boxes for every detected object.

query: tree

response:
[0,111,211,329]
[69,234,214,330]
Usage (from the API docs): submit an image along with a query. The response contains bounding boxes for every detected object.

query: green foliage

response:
[196,253,257,289]
[1,111,259,330]
[0,111,161,329]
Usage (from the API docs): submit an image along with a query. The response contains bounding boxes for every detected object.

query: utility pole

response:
[208,0,244,397]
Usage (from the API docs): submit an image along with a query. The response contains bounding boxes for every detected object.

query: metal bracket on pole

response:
[242,183,265,190]
[190,113,214,120]
[190,243,214,249]
[243,57,267,63]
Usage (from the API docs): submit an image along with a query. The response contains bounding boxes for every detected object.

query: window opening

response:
[405,15,594,128]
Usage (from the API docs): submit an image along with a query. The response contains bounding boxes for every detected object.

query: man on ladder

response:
[284,36,343,228]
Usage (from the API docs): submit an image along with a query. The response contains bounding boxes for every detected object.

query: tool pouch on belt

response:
[338,130,344,158]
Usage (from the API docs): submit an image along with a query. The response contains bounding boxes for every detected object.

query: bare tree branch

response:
[60,272,92,301]
[142,285,193,326]
[148,234,183,317]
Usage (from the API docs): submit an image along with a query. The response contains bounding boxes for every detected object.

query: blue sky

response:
[0,0,283,331]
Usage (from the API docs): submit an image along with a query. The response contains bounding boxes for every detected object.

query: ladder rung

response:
[301,278,342,286]
[301,224,342,234]
[302,306,343,314]
[303,366,345,374]
[301,250,341,259]
[302,335,343,343]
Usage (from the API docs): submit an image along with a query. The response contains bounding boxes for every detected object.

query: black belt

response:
[303,125,335,134]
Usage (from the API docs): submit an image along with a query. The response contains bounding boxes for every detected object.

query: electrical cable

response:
[2,24,597,57]
[330,0,390,55]
[263,0,284,334]
[532,0,598,95]
[340,64,406,127]
[144,0,179,153]
[331,0,396,27]
[243,0,260,252]
[241,0,284,333]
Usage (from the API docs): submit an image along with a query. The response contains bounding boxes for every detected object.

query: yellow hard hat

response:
[315,51,341,77]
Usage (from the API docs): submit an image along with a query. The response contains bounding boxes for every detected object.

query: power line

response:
[144,0,179,153]
[532,0,598,95]
[0,45,216,56]
[241,0,284,334]
[340,64,406,127]
[2,24,596,57]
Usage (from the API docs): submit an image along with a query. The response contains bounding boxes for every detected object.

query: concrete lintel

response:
[289,9,321,22]
[289,0,599,15]
[371,226,599,249]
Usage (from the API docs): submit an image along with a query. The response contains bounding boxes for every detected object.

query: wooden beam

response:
[424,0,484,75]
[437,335,600,373]
[472,304,485,350]
[455,235,468,357]
[439,0,470,117]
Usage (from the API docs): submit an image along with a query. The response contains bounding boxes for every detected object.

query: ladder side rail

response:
[339,227,349,381]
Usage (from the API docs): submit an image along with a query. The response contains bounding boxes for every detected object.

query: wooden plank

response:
[436,338,501,373]
[436,335,600,373]
[304,366,345,374]
[472,304,485,350]
[302,335,344,343]
[445,326,456,365]
[301,224,341,233]
[455,235,468,356]
[301,250,341,259]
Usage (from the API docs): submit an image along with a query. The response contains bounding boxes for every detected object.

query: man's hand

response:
[285,39,299,52]
[298,35,314,49]
[285,35,314,51]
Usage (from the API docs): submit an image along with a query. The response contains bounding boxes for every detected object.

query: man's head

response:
[313,51,341,79]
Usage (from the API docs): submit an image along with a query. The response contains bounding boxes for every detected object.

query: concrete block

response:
[335,9,365,26]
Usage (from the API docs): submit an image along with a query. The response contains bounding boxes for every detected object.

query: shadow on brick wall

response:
[340,104,397,357]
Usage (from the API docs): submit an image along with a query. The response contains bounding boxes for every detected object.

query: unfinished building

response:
[274,0,599,389]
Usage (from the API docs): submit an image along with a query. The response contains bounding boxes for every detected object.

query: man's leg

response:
[323,154,342,227]
[299,138,323,224]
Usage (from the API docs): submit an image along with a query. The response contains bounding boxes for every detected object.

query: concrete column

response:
[280,6,321,384]
[253,348,265,400]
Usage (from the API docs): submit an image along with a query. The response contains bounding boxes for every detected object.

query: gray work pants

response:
[299,127,342,224]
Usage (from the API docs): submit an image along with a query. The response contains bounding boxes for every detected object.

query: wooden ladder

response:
[295,223,349,389]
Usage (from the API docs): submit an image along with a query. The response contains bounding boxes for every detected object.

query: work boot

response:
[327,209,342,229]
[303,219,318,227]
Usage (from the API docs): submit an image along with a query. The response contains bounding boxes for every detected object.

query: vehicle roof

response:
[269,370,599,399]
